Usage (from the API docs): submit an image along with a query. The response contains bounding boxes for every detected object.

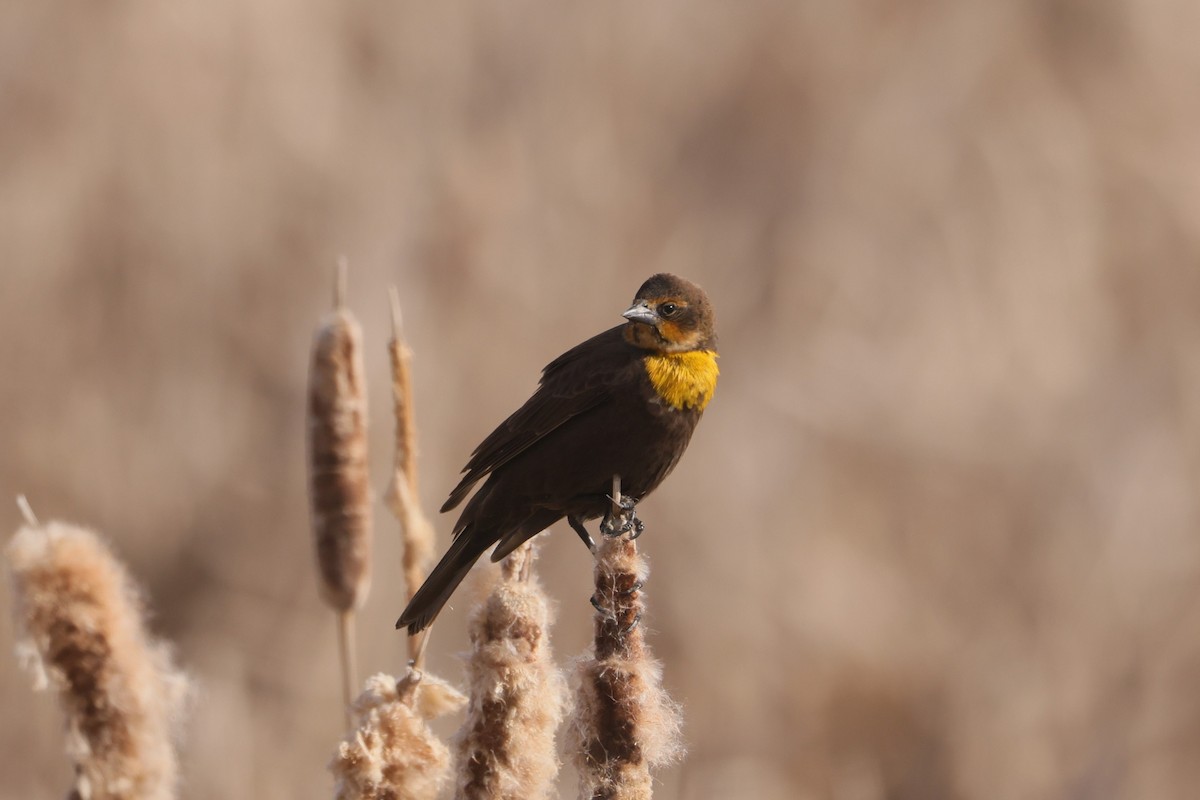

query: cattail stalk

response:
[384,286,437,668]
[6,504,190,800]
[569,476,684,800]
[331,671,467,800]
[455,542,567,800]
[308,261,372,720]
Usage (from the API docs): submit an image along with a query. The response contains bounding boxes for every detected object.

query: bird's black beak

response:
[622,301,659,326]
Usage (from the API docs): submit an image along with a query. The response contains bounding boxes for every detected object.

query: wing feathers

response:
[441,325,632,512]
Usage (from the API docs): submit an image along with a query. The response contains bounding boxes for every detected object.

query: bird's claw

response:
[590,578,642,615]
[590,595,642,633]
[600,515,632,537]
[629,518,645,540]
[600,497,643,539]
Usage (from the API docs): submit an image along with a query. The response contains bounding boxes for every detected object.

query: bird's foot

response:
[600,496,643,539]
[599,514,629,537]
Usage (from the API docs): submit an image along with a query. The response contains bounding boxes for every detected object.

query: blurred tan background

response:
[4,2,1200,798]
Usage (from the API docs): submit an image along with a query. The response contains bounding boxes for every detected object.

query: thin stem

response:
[410,626,431,675]
[388,284,419,498]
[337,610,357,729]
[16,494,38,526]
[335,257,348,311]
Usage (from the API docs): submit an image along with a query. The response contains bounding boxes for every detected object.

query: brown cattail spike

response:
[7,520,190,800]
[307,265,372,613]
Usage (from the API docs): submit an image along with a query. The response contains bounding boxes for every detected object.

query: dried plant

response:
[385,285,420,501]
[569,478,683,800]
[383,286,437,667]
[331,671,467,800]
[455,542,567,800]
[329,284,468,798]
[6,509,190,800]
[308,261,373,712]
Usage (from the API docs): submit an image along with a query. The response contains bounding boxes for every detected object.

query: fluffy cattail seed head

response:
[455,543,567,800]
[7,520,190,800]
[331,672,466,800]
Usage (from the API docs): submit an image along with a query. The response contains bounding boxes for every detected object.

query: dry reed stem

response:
[569,478,683,800]
[331,671,467,800]
[6,518,190,800]
[386,286,419,498]
[455,542,567,800]
[336,609,357,725]
[383,286,437,666]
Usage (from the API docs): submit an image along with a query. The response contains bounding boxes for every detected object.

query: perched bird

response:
[396,273,718,634]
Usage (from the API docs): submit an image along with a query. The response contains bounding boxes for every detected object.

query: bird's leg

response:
[568,515,596,551]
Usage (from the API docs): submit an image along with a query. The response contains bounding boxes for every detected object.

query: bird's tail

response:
[395,526,487,634]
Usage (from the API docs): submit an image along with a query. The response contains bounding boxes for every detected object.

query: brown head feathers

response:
[622,274,717,353]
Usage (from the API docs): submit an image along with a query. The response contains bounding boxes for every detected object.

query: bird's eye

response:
[659,302,678,318]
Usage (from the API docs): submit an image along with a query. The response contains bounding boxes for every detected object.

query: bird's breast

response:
[641,350,719,412]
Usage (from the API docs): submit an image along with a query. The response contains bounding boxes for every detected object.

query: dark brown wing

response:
[440,325,634,513]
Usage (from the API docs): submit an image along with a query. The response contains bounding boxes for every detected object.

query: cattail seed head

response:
[331,672,467,800]
[308,300,372,612]
[570,534,683,800]
[6,521,190,800]
[455,543,567,800]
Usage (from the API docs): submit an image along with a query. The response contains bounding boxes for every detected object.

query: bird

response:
[396,273,718,634]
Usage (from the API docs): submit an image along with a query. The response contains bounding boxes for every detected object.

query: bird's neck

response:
[642,350,719,411]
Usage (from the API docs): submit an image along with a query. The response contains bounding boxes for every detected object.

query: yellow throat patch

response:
[643,350,719,411]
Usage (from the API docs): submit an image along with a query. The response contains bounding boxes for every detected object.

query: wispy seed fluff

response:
[331,672,467,800]
[6,521,190,800]
[570,535,683,800]
[456,543,567,800]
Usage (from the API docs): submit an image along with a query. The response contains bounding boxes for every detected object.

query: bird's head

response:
[621,273,717,353]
